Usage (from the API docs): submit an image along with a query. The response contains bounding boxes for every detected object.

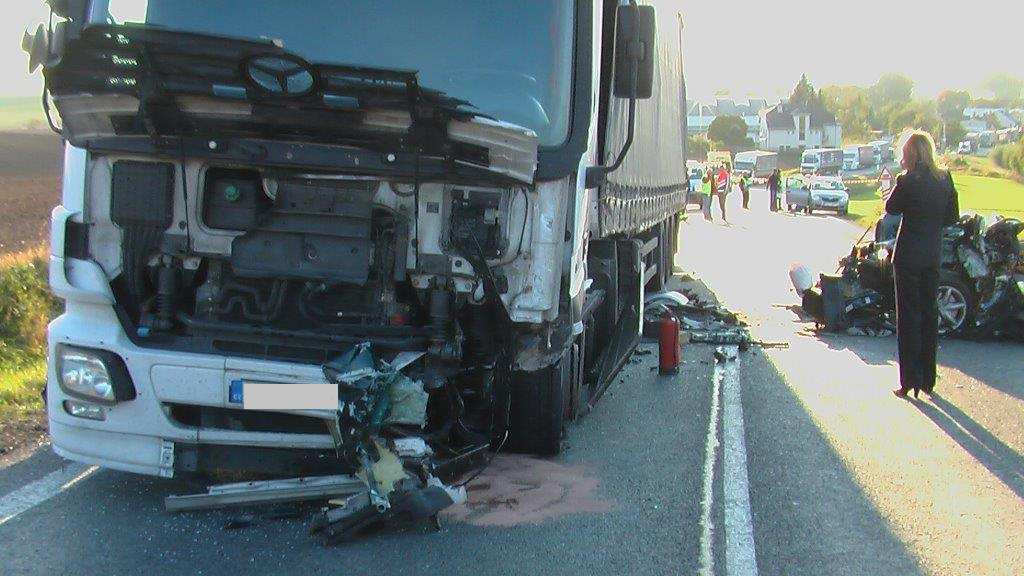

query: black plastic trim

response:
[64,220,90,259]
[535,0,594,182]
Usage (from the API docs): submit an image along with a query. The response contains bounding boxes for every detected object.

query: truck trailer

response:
[800,148,843,175]
[30,0,688,481]
[733,150,778,179]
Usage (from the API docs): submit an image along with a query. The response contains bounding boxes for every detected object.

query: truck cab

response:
[32,0,688,480]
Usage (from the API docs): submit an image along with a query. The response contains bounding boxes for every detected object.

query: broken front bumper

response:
[48,303,338,478]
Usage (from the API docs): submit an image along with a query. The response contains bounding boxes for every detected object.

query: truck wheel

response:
[507,347,570,455]
[839,206,849,216]
[936,272,973,337]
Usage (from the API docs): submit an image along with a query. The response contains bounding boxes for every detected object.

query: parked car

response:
[786,175,849,215]
[686,160,706,207]
[784,174,809,211]
[806,176,850,215]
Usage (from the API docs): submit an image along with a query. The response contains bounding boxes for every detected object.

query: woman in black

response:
[884,131,959,399]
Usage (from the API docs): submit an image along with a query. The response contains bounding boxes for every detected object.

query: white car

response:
[806,176,850,215]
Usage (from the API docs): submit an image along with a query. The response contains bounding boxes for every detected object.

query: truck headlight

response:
[56,346,136,405]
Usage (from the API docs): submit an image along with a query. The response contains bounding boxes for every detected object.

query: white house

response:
[962,107,1019,131]
[759,101,842,151]
[687,98,769,141]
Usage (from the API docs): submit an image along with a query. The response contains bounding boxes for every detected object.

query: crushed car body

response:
[796,213,1024,339]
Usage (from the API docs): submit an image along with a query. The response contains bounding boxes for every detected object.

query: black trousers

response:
[894,266,940,392]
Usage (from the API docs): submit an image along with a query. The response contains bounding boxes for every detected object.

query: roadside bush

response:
[991,139,1024,178]
[0,248,58,364]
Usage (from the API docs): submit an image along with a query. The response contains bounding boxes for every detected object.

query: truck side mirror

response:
[585,3,657,189]
[613,4,656,99]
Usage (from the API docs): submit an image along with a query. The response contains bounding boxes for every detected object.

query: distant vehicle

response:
[869,140,893,164]
[957,140,974,155]
[843,145,875,171]
[800,148,843,175]
[686,160,706,207]
[784,174,809,211]
[806,176,850,215]
[733,150,778,179]
[707,150,733,170]
[786,175,849,215]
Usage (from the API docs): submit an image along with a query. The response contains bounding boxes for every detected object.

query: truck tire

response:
[936,272,974,337]
[506,347,570,455]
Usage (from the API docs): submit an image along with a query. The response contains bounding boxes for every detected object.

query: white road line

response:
[697,353,723,576]
[0,463,98,526]
[721,349,759,576]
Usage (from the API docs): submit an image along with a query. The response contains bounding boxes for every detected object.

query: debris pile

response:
[644,290,787,351]
[166,342,483,543]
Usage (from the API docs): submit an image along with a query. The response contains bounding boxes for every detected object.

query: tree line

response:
[690,73,1024,158]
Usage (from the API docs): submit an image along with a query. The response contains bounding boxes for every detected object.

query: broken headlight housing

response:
[57,346,136,405]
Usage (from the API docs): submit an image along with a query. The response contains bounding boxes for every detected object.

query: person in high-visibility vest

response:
[739,172,751,209]
[700,168,715,221]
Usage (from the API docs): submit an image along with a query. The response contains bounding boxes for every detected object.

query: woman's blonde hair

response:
[898,129,945,179]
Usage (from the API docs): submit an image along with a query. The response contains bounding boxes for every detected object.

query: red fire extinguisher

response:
[659,312,681,375]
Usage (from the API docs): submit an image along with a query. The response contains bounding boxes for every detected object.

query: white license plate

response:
[229,380,338,410]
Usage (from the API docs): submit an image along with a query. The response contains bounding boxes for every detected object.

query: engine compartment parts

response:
[225,177,377,284]
[110,160,176,229]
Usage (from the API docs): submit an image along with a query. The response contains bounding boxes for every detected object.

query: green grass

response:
[0,247,58,418]
[0,96,47,131]
[842,172,1024,231]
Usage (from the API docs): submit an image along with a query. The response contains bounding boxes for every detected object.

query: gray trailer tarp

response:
[599,0,687,237]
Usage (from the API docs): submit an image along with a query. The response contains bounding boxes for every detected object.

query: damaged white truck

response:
[30,0,687,512]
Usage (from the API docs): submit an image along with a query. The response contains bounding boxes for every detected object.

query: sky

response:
[2,1,1023,104]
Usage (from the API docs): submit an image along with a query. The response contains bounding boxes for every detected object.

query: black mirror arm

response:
[585,92,636,189]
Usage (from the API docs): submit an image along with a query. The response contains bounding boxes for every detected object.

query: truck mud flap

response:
[584,238,644,414]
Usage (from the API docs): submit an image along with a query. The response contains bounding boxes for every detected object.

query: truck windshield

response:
[96,0,576,146]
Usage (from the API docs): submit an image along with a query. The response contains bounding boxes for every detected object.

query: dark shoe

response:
[893,388,910,399]
[912,388,919,399]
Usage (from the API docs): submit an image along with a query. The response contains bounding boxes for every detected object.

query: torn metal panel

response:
[164,475,364,512]
[448,117,538,184]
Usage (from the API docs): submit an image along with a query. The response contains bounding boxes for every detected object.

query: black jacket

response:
[884,167,959,269]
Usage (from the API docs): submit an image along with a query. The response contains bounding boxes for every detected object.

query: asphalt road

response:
[1,188,1022,575]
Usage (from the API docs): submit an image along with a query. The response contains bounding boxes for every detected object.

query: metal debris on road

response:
[643,289,787,352]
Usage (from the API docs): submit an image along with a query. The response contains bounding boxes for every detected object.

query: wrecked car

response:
[797,213,1024,338]
[31,0,688,503]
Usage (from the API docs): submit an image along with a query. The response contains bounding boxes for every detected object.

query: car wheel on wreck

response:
[507,346,571,455]
[936,272,974,337]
